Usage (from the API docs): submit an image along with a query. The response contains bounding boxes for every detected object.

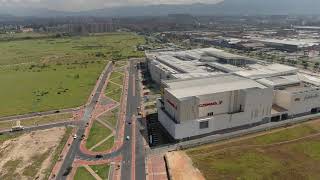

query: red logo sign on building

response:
[199,100,223,107]
[167,99,177,110]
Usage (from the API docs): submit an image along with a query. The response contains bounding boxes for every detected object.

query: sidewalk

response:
[78,63,129,156]
[49,128,76,179]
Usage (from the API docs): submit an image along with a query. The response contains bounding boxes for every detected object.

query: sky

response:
[0,0,223,11]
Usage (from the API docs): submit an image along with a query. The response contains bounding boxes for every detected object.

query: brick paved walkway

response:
[146,154,168,180]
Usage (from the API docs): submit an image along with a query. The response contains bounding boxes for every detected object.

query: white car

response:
[126,136,130,140]
[73,134,78,139]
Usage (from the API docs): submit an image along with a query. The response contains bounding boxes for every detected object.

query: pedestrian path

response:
[84,165,103,180]
[89,133,114,151]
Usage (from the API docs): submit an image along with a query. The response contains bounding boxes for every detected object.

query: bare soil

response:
[165,151,205,180]
[0,127,66,180]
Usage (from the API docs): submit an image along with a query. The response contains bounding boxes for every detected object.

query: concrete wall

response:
[148,60,172,84]
[158,87,273,139]
[274,88,320,115]
[197,92,231,118]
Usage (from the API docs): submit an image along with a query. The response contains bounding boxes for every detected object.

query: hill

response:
[1,0,320,17]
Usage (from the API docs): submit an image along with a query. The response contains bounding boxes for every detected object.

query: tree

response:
[314,62,319,70]
[302,61,309,69]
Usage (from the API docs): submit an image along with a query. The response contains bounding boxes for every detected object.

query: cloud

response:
[0,0,223,11]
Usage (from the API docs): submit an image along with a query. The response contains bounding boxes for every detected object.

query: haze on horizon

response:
[0,0,223,11]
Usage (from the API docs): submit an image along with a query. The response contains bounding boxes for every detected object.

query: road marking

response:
[132,75,136,97]
[131,115,136,180]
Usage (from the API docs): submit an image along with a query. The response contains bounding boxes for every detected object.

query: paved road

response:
[119,59,147,180]
[0,120,78,135]
[55,60,147,180]
[0,108,78,122]
[56,63,113,179]
[121,61,139,180]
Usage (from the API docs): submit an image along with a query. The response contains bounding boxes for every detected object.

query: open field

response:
[85,121,113,150]
[0,33,144,117]
[0,112,72,130]
[0,127,71,180]
[0,32,55,42]
[0,33,144,66]
[186,120,320,180]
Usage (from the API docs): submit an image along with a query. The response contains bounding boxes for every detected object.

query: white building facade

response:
[147,48,320,140]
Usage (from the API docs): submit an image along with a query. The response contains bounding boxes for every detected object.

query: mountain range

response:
[1,0,320,17]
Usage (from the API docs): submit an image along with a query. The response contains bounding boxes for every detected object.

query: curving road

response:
[56,62,114,179]
[56,59,147,180]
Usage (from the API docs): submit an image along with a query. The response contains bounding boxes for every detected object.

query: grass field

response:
[90,164,110,180]
[105,66,126,102]
[74,167,95,180]
[99,108,119,129]
[105,82,123,102]
[0,113,72,130]
[0,32,54,42]
[110,71,125,85]
[92,136,115,152]
[0,33,144,117]
[186,120,320,180]
[85,121,112,149]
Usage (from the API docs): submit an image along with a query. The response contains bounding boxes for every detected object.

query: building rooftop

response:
[257,75,301,87]
[252,38,320,48]
[235,63,298,79]
[164,74,267,99]
[280,82,318,93]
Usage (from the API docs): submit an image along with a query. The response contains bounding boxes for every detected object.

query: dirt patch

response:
[165,151,205,180]
[0,127,66,180]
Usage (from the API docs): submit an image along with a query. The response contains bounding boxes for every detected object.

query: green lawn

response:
[0,33,144,117]
[114,61,127,68]
[85,121,112,149]
[100,108,119,129]
[74,167,95,180]
[90,164,110,180]
[92,136,115,152]
[186,121,320,180]
[110,72,124,85]
[105,82,122,102]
